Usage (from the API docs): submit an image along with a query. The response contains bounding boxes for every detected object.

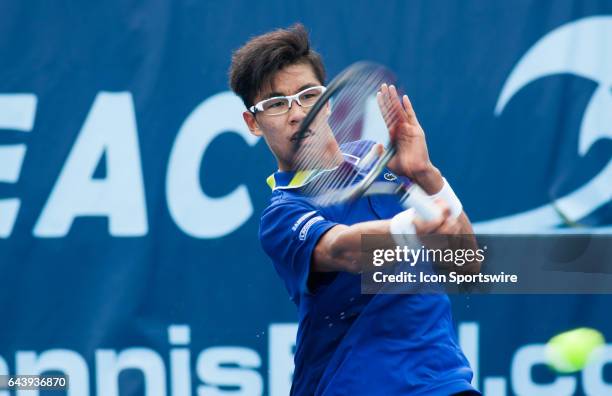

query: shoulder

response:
[262,189,316,216]
[259,191,319,239]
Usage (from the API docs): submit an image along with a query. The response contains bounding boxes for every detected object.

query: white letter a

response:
[34,92,147,237]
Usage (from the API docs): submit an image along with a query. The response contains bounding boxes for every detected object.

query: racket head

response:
[291,61,399,205]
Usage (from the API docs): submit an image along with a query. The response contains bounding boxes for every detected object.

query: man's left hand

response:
[377,83,443,194]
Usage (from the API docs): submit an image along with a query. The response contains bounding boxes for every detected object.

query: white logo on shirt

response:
[384,172,397,181]
[298,216,324,241]
[292,210,317,231]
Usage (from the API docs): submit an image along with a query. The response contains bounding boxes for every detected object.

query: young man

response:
[230,24,481,395]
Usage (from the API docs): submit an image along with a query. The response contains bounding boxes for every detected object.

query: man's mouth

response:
[290,129,314,142]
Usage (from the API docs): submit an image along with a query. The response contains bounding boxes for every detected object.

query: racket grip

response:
[401,184,442,221]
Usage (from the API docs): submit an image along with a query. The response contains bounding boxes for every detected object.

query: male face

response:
[243,63,339,171]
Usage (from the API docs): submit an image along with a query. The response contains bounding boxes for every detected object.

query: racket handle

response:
[401,184,442,221]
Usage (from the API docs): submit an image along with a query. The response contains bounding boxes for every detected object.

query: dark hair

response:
[229,23,326,108]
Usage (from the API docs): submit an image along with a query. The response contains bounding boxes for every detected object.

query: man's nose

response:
[287,100,307,125]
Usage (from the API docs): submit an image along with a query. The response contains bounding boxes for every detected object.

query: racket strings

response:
[295,69,398,203]
[310,81,406,205]
[298,80,395,203]
[294,78,367,170]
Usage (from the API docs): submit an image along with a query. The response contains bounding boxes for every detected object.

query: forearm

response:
[313,220,393,273]
[454,212,482,274]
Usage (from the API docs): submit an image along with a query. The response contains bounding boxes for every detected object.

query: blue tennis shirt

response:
[260,141,478,396]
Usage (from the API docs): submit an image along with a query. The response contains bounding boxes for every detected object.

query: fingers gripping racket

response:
[292,62,442,221]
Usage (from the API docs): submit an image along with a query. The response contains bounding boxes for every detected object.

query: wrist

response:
[413,165,443,194]
[430,177,463,219]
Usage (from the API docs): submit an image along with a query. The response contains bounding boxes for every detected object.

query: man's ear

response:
[243,111,263,137]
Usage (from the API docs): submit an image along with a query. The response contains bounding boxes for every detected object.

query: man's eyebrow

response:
[296,83,317,92]
[261,83,319,100]
[262,91,284,100]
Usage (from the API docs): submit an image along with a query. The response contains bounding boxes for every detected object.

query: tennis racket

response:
[292,61,442,221]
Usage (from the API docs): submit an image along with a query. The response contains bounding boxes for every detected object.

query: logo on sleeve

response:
[298,216,324,241]
[384,172,397,181]
[291,210,317,231]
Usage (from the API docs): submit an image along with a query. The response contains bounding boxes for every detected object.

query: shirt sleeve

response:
[259,198,338,301]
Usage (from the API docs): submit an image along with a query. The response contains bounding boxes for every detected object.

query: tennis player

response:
[229,24,481,396]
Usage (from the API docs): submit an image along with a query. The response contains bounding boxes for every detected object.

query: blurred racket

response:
[292,61,442,220]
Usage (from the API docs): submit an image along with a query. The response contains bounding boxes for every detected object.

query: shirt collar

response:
[266,152,362,191]
[266,169,323,190]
